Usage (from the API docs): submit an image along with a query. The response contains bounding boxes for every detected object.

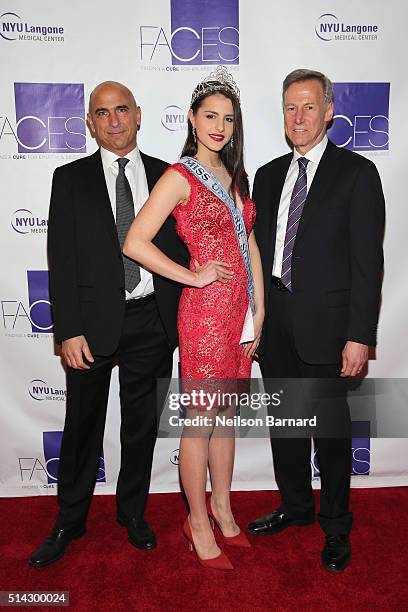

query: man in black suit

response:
[248,69,385,571]
[29,81,188,568]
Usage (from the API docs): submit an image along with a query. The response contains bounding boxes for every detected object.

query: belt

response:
[125,293,155,308]
[271,276,290,292]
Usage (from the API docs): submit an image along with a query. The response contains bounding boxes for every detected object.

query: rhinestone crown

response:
[190,65,240,106]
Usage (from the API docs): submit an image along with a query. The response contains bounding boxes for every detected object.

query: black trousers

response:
[56,297,172,529]
[260,284,353,536]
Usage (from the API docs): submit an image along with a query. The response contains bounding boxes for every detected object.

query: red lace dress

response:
[170,163,256,379]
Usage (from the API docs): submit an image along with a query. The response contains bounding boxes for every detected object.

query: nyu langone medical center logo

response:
[1,270,53,337]
[313,421,371,477]
[140,0,239,66]
[29,380,66,402]
[12,83,86,154]
[170,449,180,465]
[315,13,379,42]
[329,83,390,151]
[43,432,106,485]
[161,105,187,131]
[11,209,48,235]
[0,11,64,43]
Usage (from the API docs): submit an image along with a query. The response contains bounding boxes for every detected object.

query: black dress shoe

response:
[247,510,315,536]
[321,534,351,572]
[118,516,157,551]
[29,524,86,568]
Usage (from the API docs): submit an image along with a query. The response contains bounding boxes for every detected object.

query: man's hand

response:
[62,335,94,370]
[341,341,369,377]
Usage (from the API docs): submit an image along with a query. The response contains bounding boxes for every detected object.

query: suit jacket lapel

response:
[269,153,292,243]
[295,140,341,241]
[140,151,159,193]
[255,153,291,276]
[88,150,122,258]
[272,154,292,215]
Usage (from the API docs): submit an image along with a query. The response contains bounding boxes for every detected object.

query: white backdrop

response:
[1,0,407,497]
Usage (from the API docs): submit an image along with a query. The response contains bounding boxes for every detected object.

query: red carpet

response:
[1,488,407,611]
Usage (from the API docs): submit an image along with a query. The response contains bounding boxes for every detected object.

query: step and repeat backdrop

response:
[1,0,407,497]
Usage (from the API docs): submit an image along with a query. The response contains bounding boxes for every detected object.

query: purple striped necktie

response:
[281,157,309,291]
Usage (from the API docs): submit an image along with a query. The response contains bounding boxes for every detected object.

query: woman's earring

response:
[230,136,234,147]
[192,127,197,144]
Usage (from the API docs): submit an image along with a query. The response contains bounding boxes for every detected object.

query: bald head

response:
[89,81,137,113]
[87,80,141,156]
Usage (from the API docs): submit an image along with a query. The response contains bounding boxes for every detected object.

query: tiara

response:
[190,65,240,107]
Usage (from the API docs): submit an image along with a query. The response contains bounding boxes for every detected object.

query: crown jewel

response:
[190,65,240,107]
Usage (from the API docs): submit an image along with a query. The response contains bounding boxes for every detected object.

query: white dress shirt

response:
[273,135,328,277]
[100,145,154,300]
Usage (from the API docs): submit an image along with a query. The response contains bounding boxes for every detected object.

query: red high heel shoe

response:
[183,518,234,570]
[207,497,251,548]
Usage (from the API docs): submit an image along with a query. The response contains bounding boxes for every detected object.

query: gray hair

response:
[282,69,333,106]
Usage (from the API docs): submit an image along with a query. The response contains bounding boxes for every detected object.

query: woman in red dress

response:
[124,67,264,569]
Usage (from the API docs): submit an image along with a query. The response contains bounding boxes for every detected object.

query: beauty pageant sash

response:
[179,156,255,314]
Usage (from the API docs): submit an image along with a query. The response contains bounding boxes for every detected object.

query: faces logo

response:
[312,421,370,477]
[13,82,86,153]
[140,0,239,65]
[18,431,105,486]
[27,271,53,333]
[329,83,390,151]
[350,421,371,475]
[43,431,106,485]
[1,270,53,335]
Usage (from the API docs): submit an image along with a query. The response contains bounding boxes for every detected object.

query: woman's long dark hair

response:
[181,86,249,203]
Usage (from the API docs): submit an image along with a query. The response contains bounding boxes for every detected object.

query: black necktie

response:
[115,158,140,293]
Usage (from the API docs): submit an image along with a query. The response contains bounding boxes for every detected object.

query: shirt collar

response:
[292,134,328,167]
[100,145,141,171]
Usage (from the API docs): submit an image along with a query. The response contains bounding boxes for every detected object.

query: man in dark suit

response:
[248,69,385,571]
[29,81,188,568]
